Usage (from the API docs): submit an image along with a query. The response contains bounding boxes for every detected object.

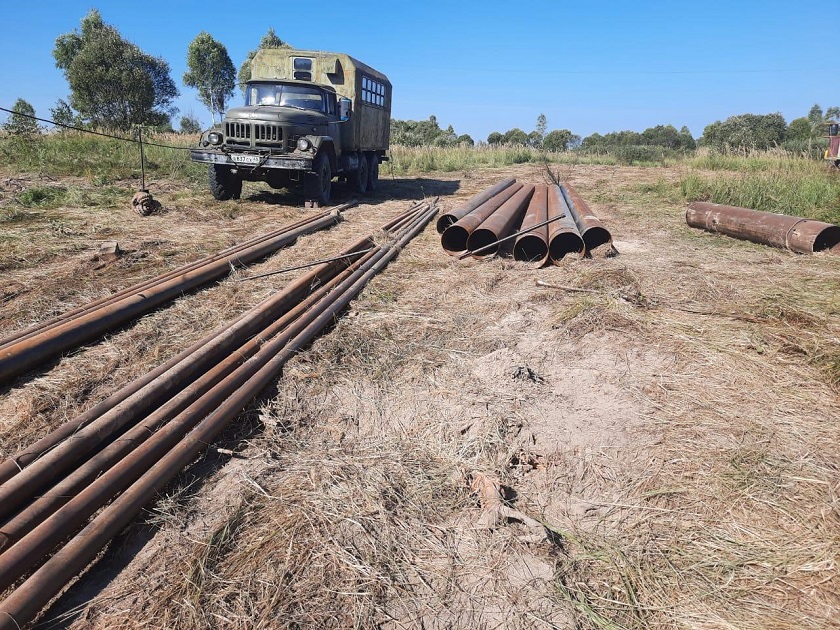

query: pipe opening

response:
[436,215,457,234]
[441,225,470,254]
[813,226,840,254]
[513,235,548,263]
[467,229,499,258]
[582,227,611,251]
[549,232,585,261]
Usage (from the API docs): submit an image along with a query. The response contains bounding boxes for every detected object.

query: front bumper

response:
[190,149,313,171]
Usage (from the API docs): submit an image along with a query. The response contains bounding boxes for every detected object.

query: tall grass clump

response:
[0,131,203,183]
[689,147,827,174]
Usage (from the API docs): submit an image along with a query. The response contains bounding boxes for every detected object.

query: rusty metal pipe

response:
[547,185,585,263]
[560,183,612,252]
[0,204,437,612]
[513,185,550,267]
[467,184,535,259]
[0,248,379,552]
[0,234,373,519]
[0,205,353,353]
[436,179,516,234]
[441,183,523,254]
[0,212,341,385]
[686,202,840,254]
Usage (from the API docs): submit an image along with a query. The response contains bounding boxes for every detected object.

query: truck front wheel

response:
[304,152,332,205]
[367,154,380,193]
[208,165,242,201]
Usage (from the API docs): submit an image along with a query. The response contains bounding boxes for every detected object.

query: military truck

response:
[190,48,391,205]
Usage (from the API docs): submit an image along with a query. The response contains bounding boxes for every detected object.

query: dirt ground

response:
[1,162,839,628]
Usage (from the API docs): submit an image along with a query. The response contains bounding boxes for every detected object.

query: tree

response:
[238,28,289,90]
[3,99,39,136]
[527,130,542,147]
[53,10,178,130]
[487,131,503,145]
[701,113,787,150]
[503,128,529,145]
[535,113,547,141]
[49,99,80,129]
[787,117,812,142]
[180,114,202,134]
[543,129,574,152]
[184,32,236,124]
[456,134,474,146]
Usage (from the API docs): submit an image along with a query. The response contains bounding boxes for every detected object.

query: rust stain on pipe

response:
[561,183,612,252]
[547,185,585,264]
[467,184,536,259]
[441,183,523,255]
[686,202,840,254]
[513,185,550,267]
[436,178,516,234]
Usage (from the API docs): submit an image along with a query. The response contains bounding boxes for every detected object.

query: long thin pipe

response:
[0,204,354,352]
[0,233,371,518]
[0,204,438,627]
[513,184,550,268]
[0,212,342,384]
[547,184,585,264]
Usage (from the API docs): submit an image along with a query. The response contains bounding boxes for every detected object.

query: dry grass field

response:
[1,156,839,628]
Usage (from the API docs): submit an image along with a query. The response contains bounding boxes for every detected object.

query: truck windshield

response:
[247,84,325,112]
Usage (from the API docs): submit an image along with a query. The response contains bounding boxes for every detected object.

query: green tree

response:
[543,129,574,152]
[535,113,547,140]
[701,113,787,150]
[238,28,289,90]
[787,117,812,142]
[3,99,39,136]
[49,99,80,129]
[184,32,236,124]
[180,114,202,134]
[503,128,528,145]
[53,10,178,130]
[456,134,474,146]
[487,131,503,145]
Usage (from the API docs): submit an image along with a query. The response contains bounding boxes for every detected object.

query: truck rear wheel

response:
[304,152,332,205]
[352,153,369,194]
[208,165,242,200]
[367,154,380,193]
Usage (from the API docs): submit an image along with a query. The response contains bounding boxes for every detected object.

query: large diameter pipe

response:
[547,185,584,264]
[686,202,840,254]
[441,183,523,254]
[0,204,439,630]
[0,234,371,519]
[513,185,550,267]
[561,183,612,252]
[0,212,340,384]
[467,184,535,259]
[436,178,516,234]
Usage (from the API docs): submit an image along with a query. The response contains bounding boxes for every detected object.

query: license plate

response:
[231,154,261,165]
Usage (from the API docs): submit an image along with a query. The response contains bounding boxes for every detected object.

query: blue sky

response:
[0,0,835,141]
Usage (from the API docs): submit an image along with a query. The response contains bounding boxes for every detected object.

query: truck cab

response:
[190,49,391,206]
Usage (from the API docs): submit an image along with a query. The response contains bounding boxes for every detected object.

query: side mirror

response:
[339,98,352,121]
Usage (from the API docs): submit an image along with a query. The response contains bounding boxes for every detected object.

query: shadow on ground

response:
[245,176,461,206]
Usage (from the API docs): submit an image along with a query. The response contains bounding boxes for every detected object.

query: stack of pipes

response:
[439,179,612,266]
[0,200,439,629]
[0,204,356,385]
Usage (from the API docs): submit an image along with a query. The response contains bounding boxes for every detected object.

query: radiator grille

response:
[225,122,250,140]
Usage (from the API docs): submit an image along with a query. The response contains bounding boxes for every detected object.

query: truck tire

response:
[208,165,242,200]
[304,151,332,205]
[367,153,380,193]
[352,153,369,194]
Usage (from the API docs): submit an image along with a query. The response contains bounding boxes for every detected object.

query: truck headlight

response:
[296,137,312,151]
[208,131,223,145]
